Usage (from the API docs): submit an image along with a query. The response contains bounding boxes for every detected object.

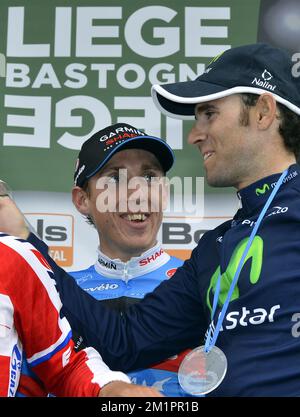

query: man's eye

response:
[107,174,119,183]
[205,111,214,119]
[143,173,162,183]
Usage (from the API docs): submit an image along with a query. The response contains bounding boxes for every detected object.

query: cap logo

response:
[99,126,145,142]
[251,68,276,92]
[204,51,224,74]
[207,51,224,66]
[262,69,273,81]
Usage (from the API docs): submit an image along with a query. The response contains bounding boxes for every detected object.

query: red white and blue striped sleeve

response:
[0,234,130,397]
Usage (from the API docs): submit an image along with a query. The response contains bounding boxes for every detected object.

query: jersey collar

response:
[236,164,300,215]
[94,242,170,281]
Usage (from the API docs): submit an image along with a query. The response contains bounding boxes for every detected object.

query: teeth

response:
[204,152,212,161]
[126,214,147,221]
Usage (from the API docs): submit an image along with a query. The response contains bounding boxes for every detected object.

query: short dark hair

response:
[240,93,300,159]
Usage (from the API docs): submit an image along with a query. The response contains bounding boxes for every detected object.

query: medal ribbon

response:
[204,169,288,353]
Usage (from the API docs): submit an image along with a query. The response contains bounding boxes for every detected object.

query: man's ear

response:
[72,186,90,215]
[255,93,278,130]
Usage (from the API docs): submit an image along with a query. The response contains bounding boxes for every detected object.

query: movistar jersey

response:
[29,164,300,396]
[70,243,188,397]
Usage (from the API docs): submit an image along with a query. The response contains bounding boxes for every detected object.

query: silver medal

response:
[178,345,227,396]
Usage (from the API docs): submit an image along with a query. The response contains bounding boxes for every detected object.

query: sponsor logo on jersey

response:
[255,183,270,196]
[166,268,177,278]
[85,283,119,292]
[62,346,71,367]
[98,257,117,270]
[139,249,164,266]
[9,344,22,397]
[207,236,263,313]
[218,304,280,331]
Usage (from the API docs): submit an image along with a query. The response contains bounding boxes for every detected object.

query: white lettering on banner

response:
[32,63,61,89]
[90,64,115,88]
[54,7,72,57]
[64,64,88,89]
[125,6,179,58]
[4,95,51,148]
[114,97,161,137]
[166,117,183,150]
[4,95,184,150]
[116,64,146,89]
[185,7,230,57]
[6,6,230,58]
[76,7,122,57]
[5,62,205,89]
[3,5,232,152]
[6,63,30,87]
[0,53,6,78]
[7,8,50,57]
[56,96,111,150]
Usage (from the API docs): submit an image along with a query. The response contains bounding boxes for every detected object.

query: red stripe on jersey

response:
[17,374,48,397]
[0,356,10,396]
[34,344,100,397]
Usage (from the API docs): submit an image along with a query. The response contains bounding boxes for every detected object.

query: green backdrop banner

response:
[0,0,261,191]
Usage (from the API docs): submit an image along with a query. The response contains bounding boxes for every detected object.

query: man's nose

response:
[187,121,207,145]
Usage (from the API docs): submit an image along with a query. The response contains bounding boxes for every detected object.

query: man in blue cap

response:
[69,123,187,396]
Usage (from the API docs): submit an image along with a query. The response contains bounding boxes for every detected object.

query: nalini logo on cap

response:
[262,69,273,81]
[251,68,276,91]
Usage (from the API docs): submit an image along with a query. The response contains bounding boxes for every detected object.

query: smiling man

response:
[55,43,300,397]
[69,123,188,396]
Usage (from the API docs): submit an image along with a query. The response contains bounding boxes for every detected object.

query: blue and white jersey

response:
[70,242,190,397]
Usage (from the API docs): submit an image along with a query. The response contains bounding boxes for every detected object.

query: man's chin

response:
[206,173,233,188]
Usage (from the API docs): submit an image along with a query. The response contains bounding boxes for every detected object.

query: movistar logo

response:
[255,183,270,196]
[206,236,264,312]
[205,51,225,72]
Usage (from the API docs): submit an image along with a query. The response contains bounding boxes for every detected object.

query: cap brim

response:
[152,81,300,120]
[152,80,228,120]
[86,136,174,181]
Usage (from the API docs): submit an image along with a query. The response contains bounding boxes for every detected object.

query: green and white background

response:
[0,0,299,269]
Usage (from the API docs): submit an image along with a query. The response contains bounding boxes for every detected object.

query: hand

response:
[0,196,30,239]
[98,381,164,397]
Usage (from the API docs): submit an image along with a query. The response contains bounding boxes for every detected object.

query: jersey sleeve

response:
[28,233,207,372]
[0,235,130,397]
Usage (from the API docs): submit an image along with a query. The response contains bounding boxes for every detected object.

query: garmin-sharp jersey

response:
[0,234,129,397]
[70,242,190,397]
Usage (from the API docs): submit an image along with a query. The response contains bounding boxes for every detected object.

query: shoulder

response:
[0,234,38,268]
